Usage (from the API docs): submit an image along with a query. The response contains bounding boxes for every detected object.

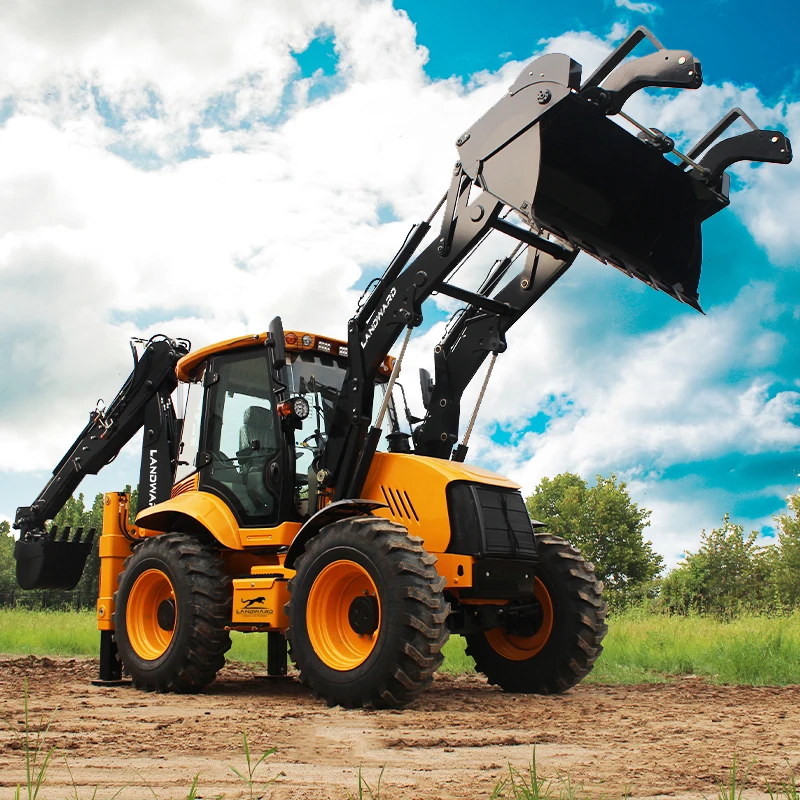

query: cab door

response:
[198,349,287,527]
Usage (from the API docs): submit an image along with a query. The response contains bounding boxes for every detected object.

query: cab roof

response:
[175,330,395,382]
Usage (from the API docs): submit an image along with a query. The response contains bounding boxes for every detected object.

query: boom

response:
[14,336,189,589]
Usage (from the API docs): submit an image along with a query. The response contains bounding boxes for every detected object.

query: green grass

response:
[3,608,800,685]
[588,609,800,685]
[0,609,99,657]
[0,608,473,671]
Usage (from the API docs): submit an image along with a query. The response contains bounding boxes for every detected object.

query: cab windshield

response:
[286,351,393,483]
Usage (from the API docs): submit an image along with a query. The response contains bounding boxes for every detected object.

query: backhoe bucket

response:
[14,526,95,590]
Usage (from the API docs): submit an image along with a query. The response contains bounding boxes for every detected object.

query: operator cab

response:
[173,327,397,527]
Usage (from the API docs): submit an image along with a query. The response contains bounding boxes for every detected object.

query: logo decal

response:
[237,595,274,616]
[148,449,158,505]
[361,287,397,347]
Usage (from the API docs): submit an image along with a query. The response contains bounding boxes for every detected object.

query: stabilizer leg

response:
[91,630,130,686]
[267,631,288,677]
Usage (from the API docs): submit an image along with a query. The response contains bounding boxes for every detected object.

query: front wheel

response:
[466,533,607,693]
[286,516,450,709]
[114,532,232,693]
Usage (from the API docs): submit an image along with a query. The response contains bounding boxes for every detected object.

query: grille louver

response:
[380,485,419,523]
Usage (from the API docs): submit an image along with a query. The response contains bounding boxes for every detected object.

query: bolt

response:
[440,399,447,407]
[437,245,444,253]
[521,201,529,210]
[537,88,551,105]
[678,56,686,65]
[440,433,447,441]
[521,279,529,289]
[470,204,484,222]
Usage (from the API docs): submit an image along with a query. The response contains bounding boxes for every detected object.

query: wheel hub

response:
[348,595,379,635]
[506,599,543,638]
[306,560,382,671]
[485,576,554,661]
[157,598,176,631]
[126,568,177,660]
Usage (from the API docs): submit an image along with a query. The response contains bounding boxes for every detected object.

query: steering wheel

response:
[211,450,236,466]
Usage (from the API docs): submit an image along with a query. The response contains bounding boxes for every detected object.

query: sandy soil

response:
[1,656,798,800]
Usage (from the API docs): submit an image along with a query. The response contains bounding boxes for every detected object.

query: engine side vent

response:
[379,485,419,523]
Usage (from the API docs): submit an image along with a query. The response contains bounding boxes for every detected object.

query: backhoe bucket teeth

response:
[14,526,96,590]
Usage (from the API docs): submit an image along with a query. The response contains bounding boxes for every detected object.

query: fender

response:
[284,499,387,569]
[136,491,243,551]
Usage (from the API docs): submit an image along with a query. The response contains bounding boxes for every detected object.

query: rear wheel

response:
[114,532,232,693]
[466,533,607,693]
[286,516,449,709]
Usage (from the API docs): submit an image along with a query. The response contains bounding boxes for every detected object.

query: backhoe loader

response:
[13,28,791,708]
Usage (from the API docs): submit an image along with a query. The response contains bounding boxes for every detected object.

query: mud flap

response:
[14,526,96,590]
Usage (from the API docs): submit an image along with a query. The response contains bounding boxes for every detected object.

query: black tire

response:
[114,532,232,693]
[286,516,450,709]
[466,532,607,694]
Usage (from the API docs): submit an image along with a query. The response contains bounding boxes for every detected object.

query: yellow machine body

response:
[91,328,526,643]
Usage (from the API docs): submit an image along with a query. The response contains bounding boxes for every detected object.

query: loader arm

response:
[318,27,791,497]
[413,244,578,460]
[14,336,189,589]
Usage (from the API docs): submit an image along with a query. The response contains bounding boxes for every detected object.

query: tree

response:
[659,514,774,616]
[773,491,800,608]
[526,473,663,609]
[0,520,17,601]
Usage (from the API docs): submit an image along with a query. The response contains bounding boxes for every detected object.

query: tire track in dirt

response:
[1,657,798,800]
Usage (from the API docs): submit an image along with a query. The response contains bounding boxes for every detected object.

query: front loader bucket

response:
[457,46,791,311]
[14,526,95,590]
[531,97,714,309]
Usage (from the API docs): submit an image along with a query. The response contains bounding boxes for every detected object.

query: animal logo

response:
[241,596,266,609]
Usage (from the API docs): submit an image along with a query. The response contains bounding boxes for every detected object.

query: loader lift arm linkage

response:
[13,336,190,590]
[319,25,791,497]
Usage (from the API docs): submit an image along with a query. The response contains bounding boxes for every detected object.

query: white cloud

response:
[615,0,660,13]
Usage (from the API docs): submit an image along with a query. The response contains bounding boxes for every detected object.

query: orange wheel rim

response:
[485,577,554,661]
[306,560,381,671]
[126,569,177,660]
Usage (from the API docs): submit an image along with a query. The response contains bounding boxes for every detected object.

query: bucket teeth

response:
[60,525,71,542]
[47,525,58,541]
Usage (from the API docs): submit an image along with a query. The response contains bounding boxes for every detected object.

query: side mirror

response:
[269,316,286,370]
[419,368,434,409]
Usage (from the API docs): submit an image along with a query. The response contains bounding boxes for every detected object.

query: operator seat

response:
[239,406,276,514]
[240,406,272,451]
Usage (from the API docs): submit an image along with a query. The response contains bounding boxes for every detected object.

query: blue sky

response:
[0,0,798,566]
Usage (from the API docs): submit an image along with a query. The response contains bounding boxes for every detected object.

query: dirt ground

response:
[1,657,798,800]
